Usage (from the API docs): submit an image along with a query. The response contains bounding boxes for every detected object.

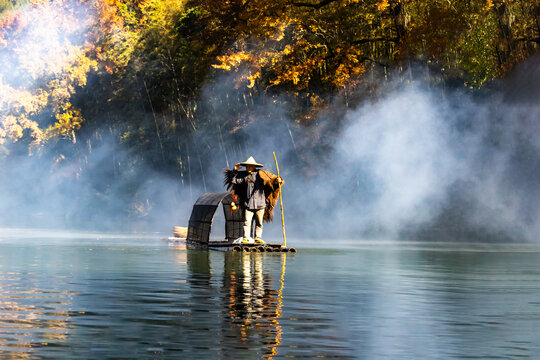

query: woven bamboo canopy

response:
[187,192,243,244]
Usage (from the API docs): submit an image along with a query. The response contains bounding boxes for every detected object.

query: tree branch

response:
[358,57,390,68]
[292,0,338,9]
[515,37,540,44]
[352,37,399,45]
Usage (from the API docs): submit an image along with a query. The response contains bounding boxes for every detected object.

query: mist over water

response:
[295,71,540,242]
[0,1,539,242]
[0,138,190,231]
[2,73,540,241]
[194,68,540,243]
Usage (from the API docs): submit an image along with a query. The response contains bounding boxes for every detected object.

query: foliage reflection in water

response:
[0,238,304,359]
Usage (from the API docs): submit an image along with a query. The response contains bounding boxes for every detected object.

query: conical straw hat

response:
[239,156,264,167]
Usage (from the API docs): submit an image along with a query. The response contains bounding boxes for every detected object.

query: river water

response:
[1,229,540,359]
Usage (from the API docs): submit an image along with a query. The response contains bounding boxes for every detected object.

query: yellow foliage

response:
[139,0,185,28]
[377,0,389,11]
[247,72,261,88]
[310,94,324,107]
[283,45,293,56]
[46,105,84,143]
[2,116,22,140]
[0,0,101,147]
[8,123,23,140]
[271,22,288,42]
[212,52,253,71]
[67,53,98,88]
[0,77,46,144]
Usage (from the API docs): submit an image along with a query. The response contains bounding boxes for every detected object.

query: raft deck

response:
[168,237,296,252]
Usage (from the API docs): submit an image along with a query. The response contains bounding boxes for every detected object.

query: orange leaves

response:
[213,27,333,91]
[331,63,365,88]
[272,56,323,88]
[376,0,389,11]
[247,71,261,88]
[271,21,288,42]
[212,25,364,93]
[324,46,366,88]
[213,52,253,71]
[0,0,195,148]
[484,0,494,10]
[205,0,390,98]
[212,51,264,88]
[92,0,127,34]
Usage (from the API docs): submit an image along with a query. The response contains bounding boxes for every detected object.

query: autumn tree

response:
[206,0,539,111]
[0,0,97,148]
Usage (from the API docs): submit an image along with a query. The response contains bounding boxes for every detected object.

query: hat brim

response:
[239,162,264,167]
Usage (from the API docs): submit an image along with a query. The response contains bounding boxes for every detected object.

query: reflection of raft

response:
[170,192,296,253]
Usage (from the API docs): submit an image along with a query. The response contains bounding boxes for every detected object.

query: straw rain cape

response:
[224,169,282,222]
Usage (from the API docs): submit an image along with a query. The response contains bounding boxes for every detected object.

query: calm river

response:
[1,229,540,359]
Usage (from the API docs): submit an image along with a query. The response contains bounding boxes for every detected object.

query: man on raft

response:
[224,156,283,244]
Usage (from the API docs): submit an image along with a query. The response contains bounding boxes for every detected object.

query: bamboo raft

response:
[168,237,296,252]
[170,192,296,253]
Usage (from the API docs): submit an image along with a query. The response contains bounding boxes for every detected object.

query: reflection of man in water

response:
[186,250,285,358]
[224,156,283,244]
[222,252,283,357]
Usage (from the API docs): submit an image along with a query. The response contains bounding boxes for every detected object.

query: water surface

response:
[1,230,540,359]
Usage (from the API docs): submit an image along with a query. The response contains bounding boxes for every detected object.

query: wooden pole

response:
[273,152,286,247]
